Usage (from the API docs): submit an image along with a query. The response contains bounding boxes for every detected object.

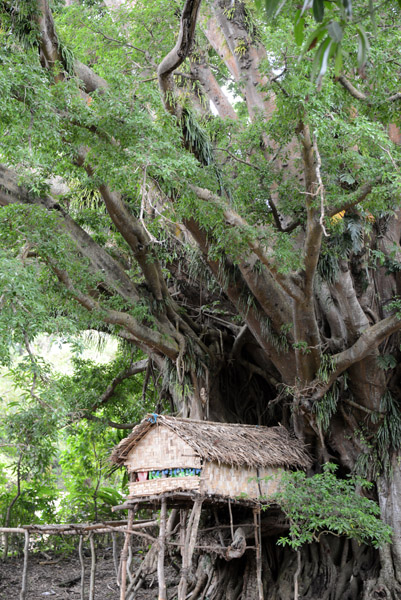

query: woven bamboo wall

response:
[124,426,201,472]
[129,476,201,497]
[200,463,281,500]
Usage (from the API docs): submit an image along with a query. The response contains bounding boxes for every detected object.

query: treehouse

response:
[111,414,311,504]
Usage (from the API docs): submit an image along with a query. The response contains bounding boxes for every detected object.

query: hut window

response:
[132,468,201,481]
[149,468,201,479]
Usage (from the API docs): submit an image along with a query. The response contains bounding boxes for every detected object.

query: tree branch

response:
[298,123,323,296]
[327,181,377,217]
[49,263,179,359]
[91,359,148,412]
[189,184,302,300]
[337,76,401,104]
[217,148,260,170]
[36,0,108,93]
[76,155,168,302]
[158,0,202,116]
[0,165,142,307]
[337,76,368,101]
[305,314,401,405]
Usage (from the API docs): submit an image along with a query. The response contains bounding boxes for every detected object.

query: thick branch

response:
[298,123,322,296]
[190,56,237,120]
[50,263,179,359]
[203,2,275,122]
[0,165,142,306]
[307,314,401,404]
[189,184,301,300]
[76,155,167,302]
[36,0,108,93]
[158,0,202,115]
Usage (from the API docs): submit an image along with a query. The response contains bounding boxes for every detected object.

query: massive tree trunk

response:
[1,0,401,597]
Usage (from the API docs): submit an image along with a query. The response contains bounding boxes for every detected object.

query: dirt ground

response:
[0,553,176,600]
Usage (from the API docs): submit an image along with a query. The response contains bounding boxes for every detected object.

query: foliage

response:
[270,464,392,549]
[57,421,125,522]
[0,335,154,539]
[257,0,401,86]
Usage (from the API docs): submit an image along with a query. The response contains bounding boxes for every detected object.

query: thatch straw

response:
[111,415,311,470]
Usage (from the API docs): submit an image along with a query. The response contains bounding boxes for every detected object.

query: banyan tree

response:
[1,0,401,597]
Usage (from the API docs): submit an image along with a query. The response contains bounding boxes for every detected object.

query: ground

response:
[0,552,175,600]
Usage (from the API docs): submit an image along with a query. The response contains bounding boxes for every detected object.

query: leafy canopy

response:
[270,463,392,549]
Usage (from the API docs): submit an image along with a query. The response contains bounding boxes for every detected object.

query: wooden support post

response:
[213,509,225,548]
[253,507,264,600]
[177,499,203,600]
[78,535,85,600]
[112,531,119,581]
[89,533,96,600]
[294,550,301,600]
[20,530,29,600]
[127,545,133,585]
[228,499,234,541]
[179,509,187,559]
[120,508,135,600]
[158,497,167,600]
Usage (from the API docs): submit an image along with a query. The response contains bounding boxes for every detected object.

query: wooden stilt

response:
[89,533,96,600]
[294,550,301,600]
[120,508,135,600]
[126,512,179,600]
[19,530,29,600]
[179,509,187,559]
[78,535,85,600]
[228,499,234,541]
[112,531,119,581]
[213,509,225,548]
[158,497,167,600]
[127,545,133,585]
[253,507,264,600]
[177,499,203,600]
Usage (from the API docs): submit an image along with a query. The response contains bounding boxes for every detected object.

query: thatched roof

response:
[111,414,311,470]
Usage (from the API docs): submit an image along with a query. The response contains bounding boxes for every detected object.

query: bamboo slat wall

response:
[200,463,280,500]
[124,427,201,472]
[128,476,201,497]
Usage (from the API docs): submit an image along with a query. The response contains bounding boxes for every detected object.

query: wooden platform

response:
[112,490,270,511]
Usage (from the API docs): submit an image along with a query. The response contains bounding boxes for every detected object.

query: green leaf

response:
[311,35,330,81]
[356,24,370,69]
[316,40,335,87]
[300,22,328,57]
[294,11,306,47]
[313,0,325,22]
[327,21,343,43]
[334,47,343,76]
